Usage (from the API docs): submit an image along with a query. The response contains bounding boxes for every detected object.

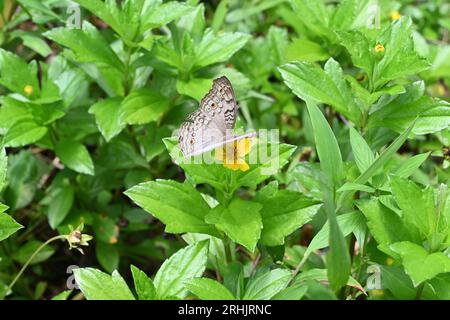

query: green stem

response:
[122,46,135,96]
[415,282,425,300]
[224,237,233,264]
[48,125,59,146]
[6,235,67,295]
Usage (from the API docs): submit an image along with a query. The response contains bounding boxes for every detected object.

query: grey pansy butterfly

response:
[178,76,255,158]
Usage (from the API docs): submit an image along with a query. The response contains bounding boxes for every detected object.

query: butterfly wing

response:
[178,76,239,157]
[178,110,225,157]
[200,76,238,131]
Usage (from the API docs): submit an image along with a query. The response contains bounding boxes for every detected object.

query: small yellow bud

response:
[374,43,385,53]
[386,257,394,266]
[109,235,118,244]
[390,10,401,21]
[24,85,33,95]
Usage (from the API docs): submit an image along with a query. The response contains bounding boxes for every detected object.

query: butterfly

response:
[178,76,255,158]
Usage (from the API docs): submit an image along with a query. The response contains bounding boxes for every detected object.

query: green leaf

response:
[271,284,308,300]
[2,119,47,147]
[183,233,227,276]
[211,0,229,32]
[324,192,351,292]
[0,203,8,214]
[390,176,435,239]
[324,58,360,122]
[337,30,374,77]
[13,240,55,265]
[285,38,330,62]
[43,185,75,229]
[18,34,52,57]
[290,0,331,40]
[368,94,450,135]
[205,199,262,252]
[74,268,135,300]
[141,1,192,31]
[338,119,416,206]
[154,240,209,299]
[337,183,375,193]
[131,265,156,300]
[48,56,88,108]
[125,180,218,237]
[2,150,40,211]
[89,97,125,142]
[379,265,416,299]
[234,142,296,189]
[293,268,365,294]
[55,140,95,175]
[226,0,285,23]
[243,269,291,300]
[349,126,375,174]
[72,0,121,36]
[257,189,321,246]
[0,97,32,134]
[194,29,250,69]
[279,61,354,120]
[120,89,171,125]
[51,290,72,300]
[0,212,23,242]
[0,49,40,98]
[299,100,352,291]
[330,0,357,30]
[186,278,235,300]
[96,241,119,274]
[44,23,124,71]
[356,198,419,257]
[0,148,6,190]
[28,101,65,126]
[176,78,213,101]
[392,152,430,179]
[17,0,62,21]
[390,241,450,286]
[373,18,430,88]
[303,211,365,264]
[305,101,344,188]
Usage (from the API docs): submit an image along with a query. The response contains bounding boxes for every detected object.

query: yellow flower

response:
[109,225,120,244]
[374,43,385,53]
[390,10,401,21]
[23,85,33,95]
[109,235,118,244]
[215,138,252,172]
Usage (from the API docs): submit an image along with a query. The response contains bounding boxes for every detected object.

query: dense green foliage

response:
[0,0,449,300]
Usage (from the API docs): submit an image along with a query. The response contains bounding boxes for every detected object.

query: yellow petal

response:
[223,158,249,172]
[23,85,33,95]
[236,138,251,157]
[374,43,385,53]
[223,162,240,171]
[390,10,401,21]
[215,146,225,161]
[237,159,250,172]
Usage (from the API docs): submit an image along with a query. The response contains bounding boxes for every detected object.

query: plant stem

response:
[224,237,233,264]
[415,282,425,300]
[122,46,134,96]
[6,235,67,295]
